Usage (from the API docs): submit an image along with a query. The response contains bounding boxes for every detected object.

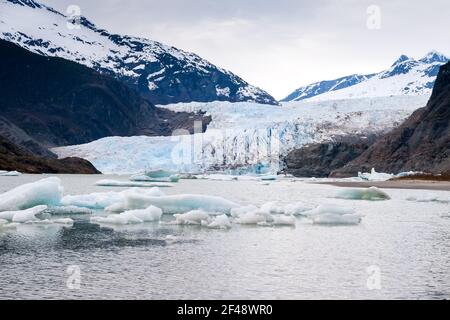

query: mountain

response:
[0,39,210,148]
[332,62,450,176]
[0,135,100,173]
[283,52,448,102]
[0,0,277,105]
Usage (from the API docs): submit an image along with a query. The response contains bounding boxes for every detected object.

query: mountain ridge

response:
[282,51,449,102]
[0,0,277,105]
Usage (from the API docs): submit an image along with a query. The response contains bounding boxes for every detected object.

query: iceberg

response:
[61,187,166,210]
[90,206,162,225]
[106,194,239,214]
[406,195,449,203]
[283,202,311,215]
[95,180,174,188]
[358,168,394,181]
[0,177,63,211]
[234,211,268,225]
[206,215,232,229]
[304,205,362,225]
[336,187,391,201]
[312,213,362,225]
[173,210,211,225]
[7,205,49,223]
[230,205,259,217]
[0,171,21,176]
[260,202,285,215]
[272,215,296,226]
[130,170,180,183]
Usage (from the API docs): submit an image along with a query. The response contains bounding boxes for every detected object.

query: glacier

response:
[53,96,429,174]
[0,177,63,211]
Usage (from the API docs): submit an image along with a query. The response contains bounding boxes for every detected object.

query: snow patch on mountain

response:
[0,0,276,105]
[52,96,429,174]
[283,52,448,102]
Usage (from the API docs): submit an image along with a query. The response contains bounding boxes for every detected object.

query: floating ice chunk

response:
[406,194,449,203]
[358,168,394,181]
[62,187,165,210]
[95,180,174,188]
[122,206,162,222]
[312,213,362,225]
[304,205,356,217]
[272,215,296,226]
[0,177,63,211]
[11,205,48,223]
[260,202,285,215]
[61,191,123,209]
[173,210,211,225]
[284,202,311,215]
[234,211,269,225]
[0,171,21,176]
[47,206,93,215]
[130,170,180,183]
[107,194,239,214]
[230,205,258,217]
[53,218,74,225]
[336,187,391,201]
[206,215,232,229]
[91,206,162,225]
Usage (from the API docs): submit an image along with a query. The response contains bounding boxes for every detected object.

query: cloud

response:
[43,0,450,99]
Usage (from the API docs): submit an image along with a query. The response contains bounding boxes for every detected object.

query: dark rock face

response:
[284,135,378,177]
[0,135,100,174]
[1,0,277,105]
[0,39,210,148]
[332,62,450,177]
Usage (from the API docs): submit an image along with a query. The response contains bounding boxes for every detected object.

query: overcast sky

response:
[43,0,450,99]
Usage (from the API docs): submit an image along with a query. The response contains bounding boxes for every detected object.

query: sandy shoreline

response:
[316,180,450,191]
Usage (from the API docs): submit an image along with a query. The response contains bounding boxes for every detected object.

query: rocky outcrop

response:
[0,135,100,174]
[0,39,210,148]
[284,135,378,177]
[332,62,450,177]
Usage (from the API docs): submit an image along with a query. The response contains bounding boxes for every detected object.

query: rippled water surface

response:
[1,174,449,299]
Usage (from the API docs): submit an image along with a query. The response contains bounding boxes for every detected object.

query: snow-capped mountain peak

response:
[283,51,448,102]
[419,50,448,64]
[0,0,277,105]
[391,54,412,67]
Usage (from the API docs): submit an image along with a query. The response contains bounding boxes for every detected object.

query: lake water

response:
[1,174,449,300]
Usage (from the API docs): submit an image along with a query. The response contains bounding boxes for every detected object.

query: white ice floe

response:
[260,202,285,215]
[0,171,21,176]
[272,215,296,226]
[336,187,391,201]
[90,206,162,225]
[230,205,259,217]
[130,170,180,183]
[234,211,268,225]
[304,205,362,225]
[311,213,363,225]
[6,205,49,223]
[95,179,174,188]
[61,187,165,210]
[0,177,63,211]
[358,168,394,181]
[173,210,211,225]
[106,194,239,214]
[283,202,312,215]
[206,215,232,229]
[406,194,450,203]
